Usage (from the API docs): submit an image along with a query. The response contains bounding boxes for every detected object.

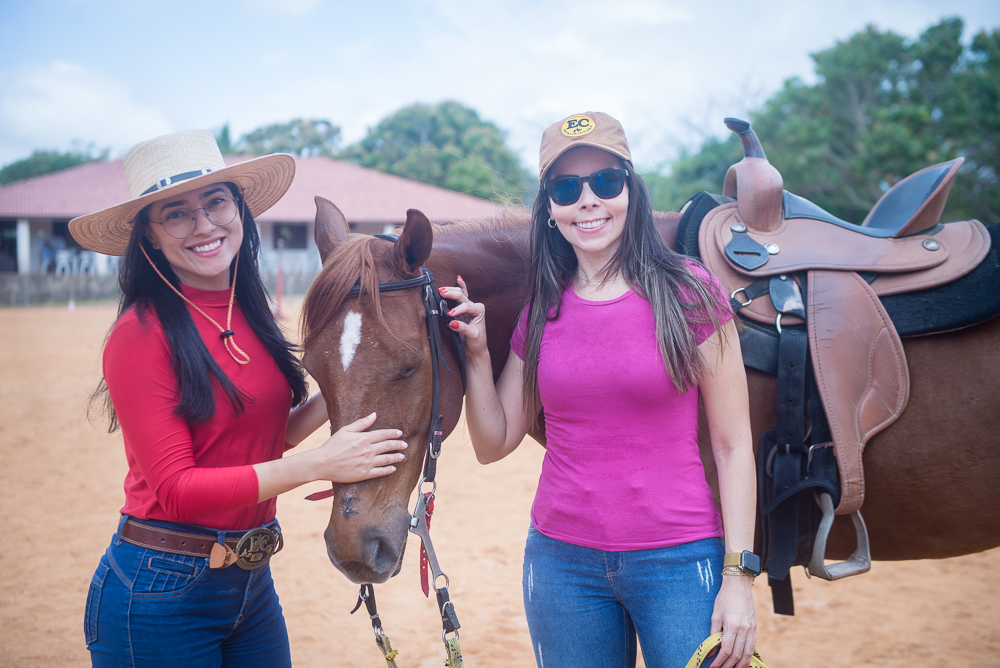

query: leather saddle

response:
[697,119,991,519]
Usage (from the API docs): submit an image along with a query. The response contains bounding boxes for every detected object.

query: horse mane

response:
[300,207,532,349]
[301,235,389,349]
[433,207,531,238]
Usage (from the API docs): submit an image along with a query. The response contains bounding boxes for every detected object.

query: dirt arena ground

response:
[2,298,998,667]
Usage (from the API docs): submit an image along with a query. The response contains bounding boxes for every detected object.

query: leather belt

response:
[119,518,282,570]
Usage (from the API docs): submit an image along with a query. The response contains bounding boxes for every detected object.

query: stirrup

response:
[807,492,872,580]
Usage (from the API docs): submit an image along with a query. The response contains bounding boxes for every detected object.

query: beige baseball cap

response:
[538,112,632,181]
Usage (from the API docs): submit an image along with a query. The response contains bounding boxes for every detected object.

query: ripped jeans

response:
[522,524,723,668]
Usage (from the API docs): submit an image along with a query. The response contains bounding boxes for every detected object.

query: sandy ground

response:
[1,298,998,667]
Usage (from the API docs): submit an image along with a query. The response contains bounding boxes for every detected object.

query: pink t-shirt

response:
[511,264,731,550]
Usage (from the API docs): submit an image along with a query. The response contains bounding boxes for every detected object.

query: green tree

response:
[652,18,1000,223]
[340,101,531,202]
[237,118,341,157]
[0,144,108,185]
[214,123,234,155]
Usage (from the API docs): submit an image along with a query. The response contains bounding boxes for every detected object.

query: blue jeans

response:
[522,525,723,668]
[85,516,291,667]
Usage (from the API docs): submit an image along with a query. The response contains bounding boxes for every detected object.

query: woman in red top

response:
[71,130,407,667]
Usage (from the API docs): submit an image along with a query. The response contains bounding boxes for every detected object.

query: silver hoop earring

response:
[547,218,557,228]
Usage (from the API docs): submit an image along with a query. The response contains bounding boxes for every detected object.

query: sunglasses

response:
[547,168,629,206]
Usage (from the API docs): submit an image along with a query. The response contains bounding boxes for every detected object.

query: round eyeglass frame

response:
[148,194,240,239]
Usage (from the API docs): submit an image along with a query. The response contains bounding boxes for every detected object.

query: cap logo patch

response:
[561,115,595,137]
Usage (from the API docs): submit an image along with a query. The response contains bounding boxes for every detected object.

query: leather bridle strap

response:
[342,243,465,665]
[350,584,400,667]
[346,264,465,485]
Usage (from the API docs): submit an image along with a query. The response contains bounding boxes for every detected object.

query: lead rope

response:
[140,243,250,365]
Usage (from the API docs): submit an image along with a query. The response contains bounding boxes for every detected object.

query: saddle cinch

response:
[678,119,995,614]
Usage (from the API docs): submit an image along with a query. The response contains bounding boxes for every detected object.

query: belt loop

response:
[115,514,129,546]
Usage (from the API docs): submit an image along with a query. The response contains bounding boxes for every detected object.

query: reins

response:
[308,238,467,667]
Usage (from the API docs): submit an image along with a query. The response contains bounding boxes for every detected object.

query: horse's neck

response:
[431,219,533,382]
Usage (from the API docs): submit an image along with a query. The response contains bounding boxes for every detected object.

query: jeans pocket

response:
[84,559,110,645]
[133,552,206,598]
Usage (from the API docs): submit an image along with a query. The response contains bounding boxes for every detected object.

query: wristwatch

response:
[723,550,762,576]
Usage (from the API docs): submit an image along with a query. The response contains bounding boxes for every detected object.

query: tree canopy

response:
[648,18,1000,223]
[0,145,108,185]
[237,118,342,157]
[340,101,531,202]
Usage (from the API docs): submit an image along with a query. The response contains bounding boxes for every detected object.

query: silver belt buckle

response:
[235,527,280,570]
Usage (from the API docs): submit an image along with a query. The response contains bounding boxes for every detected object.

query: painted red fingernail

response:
[457,275,463,281]
[448,309,456,315]
[449,321,460,329]
[438,287,446,292]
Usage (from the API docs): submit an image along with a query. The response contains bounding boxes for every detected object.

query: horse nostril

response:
[363,529,400,574]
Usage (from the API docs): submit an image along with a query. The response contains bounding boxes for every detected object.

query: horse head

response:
[300,197,466,584]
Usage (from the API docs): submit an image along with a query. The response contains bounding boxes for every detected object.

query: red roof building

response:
[0,156,502,276]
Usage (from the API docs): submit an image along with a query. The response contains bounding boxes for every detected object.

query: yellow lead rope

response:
[684,632,769,668]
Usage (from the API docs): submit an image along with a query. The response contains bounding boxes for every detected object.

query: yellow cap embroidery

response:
[561,114,595,137]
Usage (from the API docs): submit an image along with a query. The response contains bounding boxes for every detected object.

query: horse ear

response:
[314,196,350,263]
[392,209,433,274]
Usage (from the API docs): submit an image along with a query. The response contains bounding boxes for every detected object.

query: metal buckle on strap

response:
[235,526,281,570]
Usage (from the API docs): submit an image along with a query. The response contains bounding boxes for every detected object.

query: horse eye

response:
[397,367,415,380]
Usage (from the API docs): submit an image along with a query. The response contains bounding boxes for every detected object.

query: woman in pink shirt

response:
[71,130,407,666]
[441,113,757,668]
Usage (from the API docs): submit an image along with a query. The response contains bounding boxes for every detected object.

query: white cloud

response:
[0,61,173,164]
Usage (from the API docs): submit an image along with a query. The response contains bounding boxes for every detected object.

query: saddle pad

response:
[808,269,909,515]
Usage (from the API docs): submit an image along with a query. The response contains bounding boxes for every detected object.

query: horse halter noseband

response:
[343,235,467,666]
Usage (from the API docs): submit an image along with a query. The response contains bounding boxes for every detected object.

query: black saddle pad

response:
[677,192,1000,337]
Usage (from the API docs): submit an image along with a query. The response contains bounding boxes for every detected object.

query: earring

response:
[547,218,557,228]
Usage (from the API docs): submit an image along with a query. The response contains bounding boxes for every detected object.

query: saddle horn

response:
[722,118,783,233]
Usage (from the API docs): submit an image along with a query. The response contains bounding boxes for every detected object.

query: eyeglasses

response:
[150,194,239,239]
[547,168,629,206]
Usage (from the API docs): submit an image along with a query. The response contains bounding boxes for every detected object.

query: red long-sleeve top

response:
[104,284,292,530]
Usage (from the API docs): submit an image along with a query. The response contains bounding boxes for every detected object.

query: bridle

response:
[309,236,468,667]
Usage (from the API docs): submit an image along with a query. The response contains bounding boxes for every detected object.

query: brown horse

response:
[300,196,1000,585]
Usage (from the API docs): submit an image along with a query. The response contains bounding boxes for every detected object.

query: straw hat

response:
[538,111,632,181]
[69,129,295,256]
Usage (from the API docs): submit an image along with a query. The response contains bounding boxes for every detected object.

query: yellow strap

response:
[374,630,399,668]
[444,636,464,668]
[684,632,769,668]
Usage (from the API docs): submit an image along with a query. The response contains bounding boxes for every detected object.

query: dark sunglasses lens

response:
[590,170,625,199]
[549,177,581,205]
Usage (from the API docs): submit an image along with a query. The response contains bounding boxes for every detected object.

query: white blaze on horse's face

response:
[340,311,362,370]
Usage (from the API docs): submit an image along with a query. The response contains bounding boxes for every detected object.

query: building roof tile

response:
[0,155,501,223]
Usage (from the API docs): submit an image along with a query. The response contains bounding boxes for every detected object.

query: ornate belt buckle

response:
[235,527,280,570]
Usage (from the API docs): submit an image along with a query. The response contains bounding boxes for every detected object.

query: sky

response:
[1,0,998,176]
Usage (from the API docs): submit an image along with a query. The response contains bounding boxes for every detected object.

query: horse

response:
[300,193,1000,587]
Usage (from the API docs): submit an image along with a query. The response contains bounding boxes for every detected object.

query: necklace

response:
[140,244,251,365]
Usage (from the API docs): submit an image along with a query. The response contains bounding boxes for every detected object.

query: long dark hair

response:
[521,158,730,428]
[92,184,308,431]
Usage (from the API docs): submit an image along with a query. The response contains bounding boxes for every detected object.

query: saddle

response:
[682,119,993,613]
